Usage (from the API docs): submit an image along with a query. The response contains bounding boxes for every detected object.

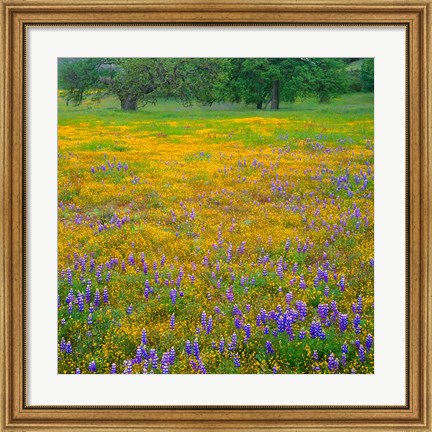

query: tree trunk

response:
[120,95,138,111]
[319,94,331,103]
[256,101,263,109]
[271,80,280,110]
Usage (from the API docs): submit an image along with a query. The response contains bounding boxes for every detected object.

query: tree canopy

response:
[58,57,373,111]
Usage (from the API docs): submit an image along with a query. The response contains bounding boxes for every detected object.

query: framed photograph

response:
[1,0,431,430]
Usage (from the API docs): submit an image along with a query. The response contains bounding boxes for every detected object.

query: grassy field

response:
[58,93,374,374]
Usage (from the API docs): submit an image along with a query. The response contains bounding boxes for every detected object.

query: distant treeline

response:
[58,58,374,111]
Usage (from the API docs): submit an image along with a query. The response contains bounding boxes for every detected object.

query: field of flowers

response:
[58,93,374,374]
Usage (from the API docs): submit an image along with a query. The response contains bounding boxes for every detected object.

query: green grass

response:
[59,93,373,124]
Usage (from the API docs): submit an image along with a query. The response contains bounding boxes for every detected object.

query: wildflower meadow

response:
[58,59,374,374]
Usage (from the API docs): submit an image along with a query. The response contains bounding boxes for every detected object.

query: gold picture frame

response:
[1,0,431,430]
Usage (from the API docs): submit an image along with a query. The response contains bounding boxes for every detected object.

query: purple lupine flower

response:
[255,314,261,327]
[170,289,177,305]
[126,305,133,315]
[123,360,133,374]
[296,301,307,321]
[60,337,66,352]
[94,289,100,308]
[128,253,135,266]
[161,356,170,374]
[263,326,269,335]
[313,350,319,360]
[80,256,86,272]
[136,346,143,363]
[357,296,363,314]
[276,259,284,280]
[323,270,329,283]
[75,368,81,374]
[327,353,336,372]
[277,315,284,333]
[233,355,240,368]
[309,321,323,339]
[341,353,347,367]
[85,281,91,304]
[317,304,329,319]
[366,334,373,351]
[266,340,274,354]
[358,345,366,362]
[219,338,225,353]
[95,267,102,283]
[324,286,330,297]
[88,361,97,372]
[226,286,234,302]
[353,314,361,332]
[342,343,348,354]
[185,340,192,355]
[193,338,200,358]
[170,314,175,330]
[66,288,74,305]
[226,243,232,263]
[110,363,117,374]
[299,275,306,290]
[206,316,213,334]
[106,271,111,283]
[285,292,293,305]
[370,258,374,267]
[229,333,237,351]
[201,311,207,329]
[298,330,307,340]
[232,305,242,316]
[103,287,109,304]
[66,268,73,286]
[68,302,73,315]
[339,275,346,292]
[77,292,84,312]
[243,323,251,340]
[144,279,151,291]
[61,318,66,326]
[338,313,348,333]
